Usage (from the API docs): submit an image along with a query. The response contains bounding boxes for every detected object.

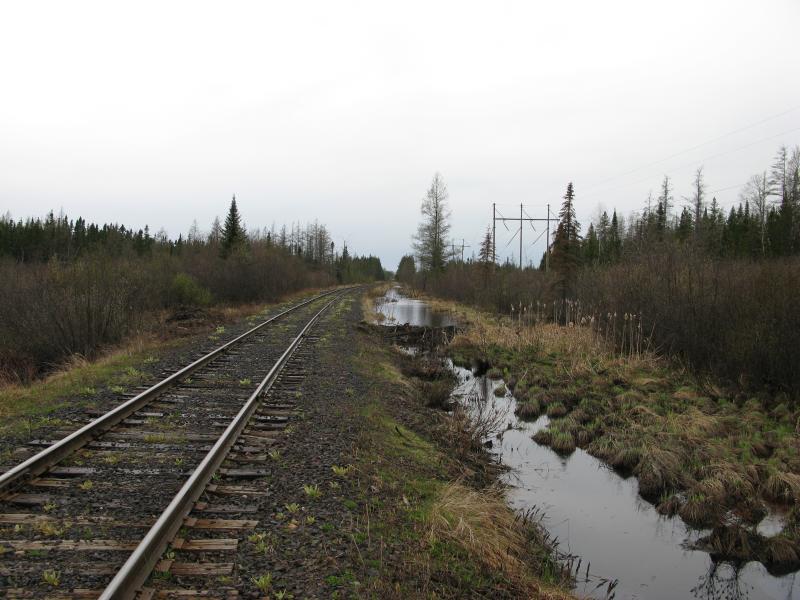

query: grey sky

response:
[2,0,799,270]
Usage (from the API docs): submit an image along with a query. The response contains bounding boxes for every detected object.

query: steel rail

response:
[99,290,345,599]
[0,287,344,494]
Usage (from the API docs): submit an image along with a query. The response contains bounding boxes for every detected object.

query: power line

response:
[584,103,800,192]
[581,125,800,203]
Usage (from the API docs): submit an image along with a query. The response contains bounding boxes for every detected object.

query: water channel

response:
[375,286,800,600]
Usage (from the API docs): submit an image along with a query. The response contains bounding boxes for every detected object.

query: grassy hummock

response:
[433,295,800,574]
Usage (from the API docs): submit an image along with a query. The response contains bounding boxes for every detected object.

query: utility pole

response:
[546,203,550,272]
[519,203,523,269]
[492,203,496,264]
[460,239,471,262]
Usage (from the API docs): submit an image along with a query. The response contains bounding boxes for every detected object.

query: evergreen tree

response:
[550,182,582,300]
[583,223,599,264]
[656,175,672,234]
[221,195,245,257]
[609,210,621,261]
[396,255,416,284]
[478,226,493,264]
[677,207,693,241]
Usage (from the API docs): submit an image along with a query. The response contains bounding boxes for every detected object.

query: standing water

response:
[375,287,800,600]
[375,286,456,327]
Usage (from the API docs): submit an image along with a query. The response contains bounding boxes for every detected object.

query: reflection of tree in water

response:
[692,562,752,600]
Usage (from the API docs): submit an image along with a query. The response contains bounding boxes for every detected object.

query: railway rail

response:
[0,287,353,598]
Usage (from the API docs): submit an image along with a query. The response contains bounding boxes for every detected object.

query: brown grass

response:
[764,471,800,503]
[427,481,573,599]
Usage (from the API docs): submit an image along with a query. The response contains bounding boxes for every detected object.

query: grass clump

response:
[42,569,60,586]
[427,481,568,595]
[251,573,273,592]
[515,399,541,421]
[303,484,322,500]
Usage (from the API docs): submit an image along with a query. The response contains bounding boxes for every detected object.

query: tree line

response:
[403,147,800,398]
[575,146,800,268]
[0,197,384,382]
[0,195,385,282]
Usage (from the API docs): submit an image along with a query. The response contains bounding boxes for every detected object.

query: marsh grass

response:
[433,294,800,566]
[427,481,572,599]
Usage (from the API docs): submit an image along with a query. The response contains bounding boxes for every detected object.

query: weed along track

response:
[0,288,355,598]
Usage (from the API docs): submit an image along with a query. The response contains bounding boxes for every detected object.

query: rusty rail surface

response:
[99,290,347,599]
[0,287,344,495]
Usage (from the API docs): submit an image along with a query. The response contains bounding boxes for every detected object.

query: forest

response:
[402,146,800,397]
[0,197,385,381]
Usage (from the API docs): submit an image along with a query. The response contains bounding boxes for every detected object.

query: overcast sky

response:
[2,1,799,269]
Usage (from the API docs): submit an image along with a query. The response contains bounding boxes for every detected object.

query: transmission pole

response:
[492,203,496,264]
[546,203,550,272]
[490,203,551,270]
[519,203,523,269]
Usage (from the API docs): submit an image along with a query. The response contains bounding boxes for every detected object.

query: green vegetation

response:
[0,201,386,382]
[446,299,800,571]
[302,484,322,499]
[0,337,157,439]
[251,573,273,593]
[41,569,60,587]
[350,334,574,598]
[406,146,800,396]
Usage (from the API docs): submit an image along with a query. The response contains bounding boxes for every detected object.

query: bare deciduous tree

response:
[741,171,769,255]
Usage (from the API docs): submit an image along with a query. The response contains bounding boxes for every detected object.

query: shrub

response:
[169,273,212,307]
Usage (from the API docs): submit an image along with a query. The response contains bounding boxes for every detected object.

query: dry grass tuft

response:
[550,430,576,454]
[634,444,685,499]
[427,481,572,599]
[764,471,800,503]
[632,376,664,392]
[765,535,799,566]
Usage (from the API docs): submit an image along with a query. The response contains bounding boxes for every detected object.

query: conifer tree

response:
[221,195,245,258]
[478,226,493,264]
[550,182,582,300]
[412,173,451,275]
[656,175,672,234]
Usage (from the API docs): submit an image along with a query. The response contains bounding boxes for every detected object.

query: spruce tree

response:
[221,195,245,257]
[478,226,493,264]
[550,182,582,301]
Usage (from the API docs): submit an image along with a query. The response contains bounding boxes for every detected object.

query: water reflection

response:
[375,286,456,327]
[449,361,800,600]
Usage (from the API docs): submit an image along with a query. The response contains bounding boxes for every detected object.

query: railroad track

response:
[0,288,353,598]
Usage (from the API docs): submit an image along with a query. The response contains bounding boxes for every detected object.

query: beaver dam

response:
[373,286,800,600]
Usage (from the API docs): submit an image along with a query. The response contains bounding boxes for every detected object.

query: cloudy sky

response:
[1,1,798,269]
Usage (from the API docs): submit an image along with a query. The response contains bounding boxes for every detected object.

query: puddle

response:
[374,288,800,600]
[375,286,456,327]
